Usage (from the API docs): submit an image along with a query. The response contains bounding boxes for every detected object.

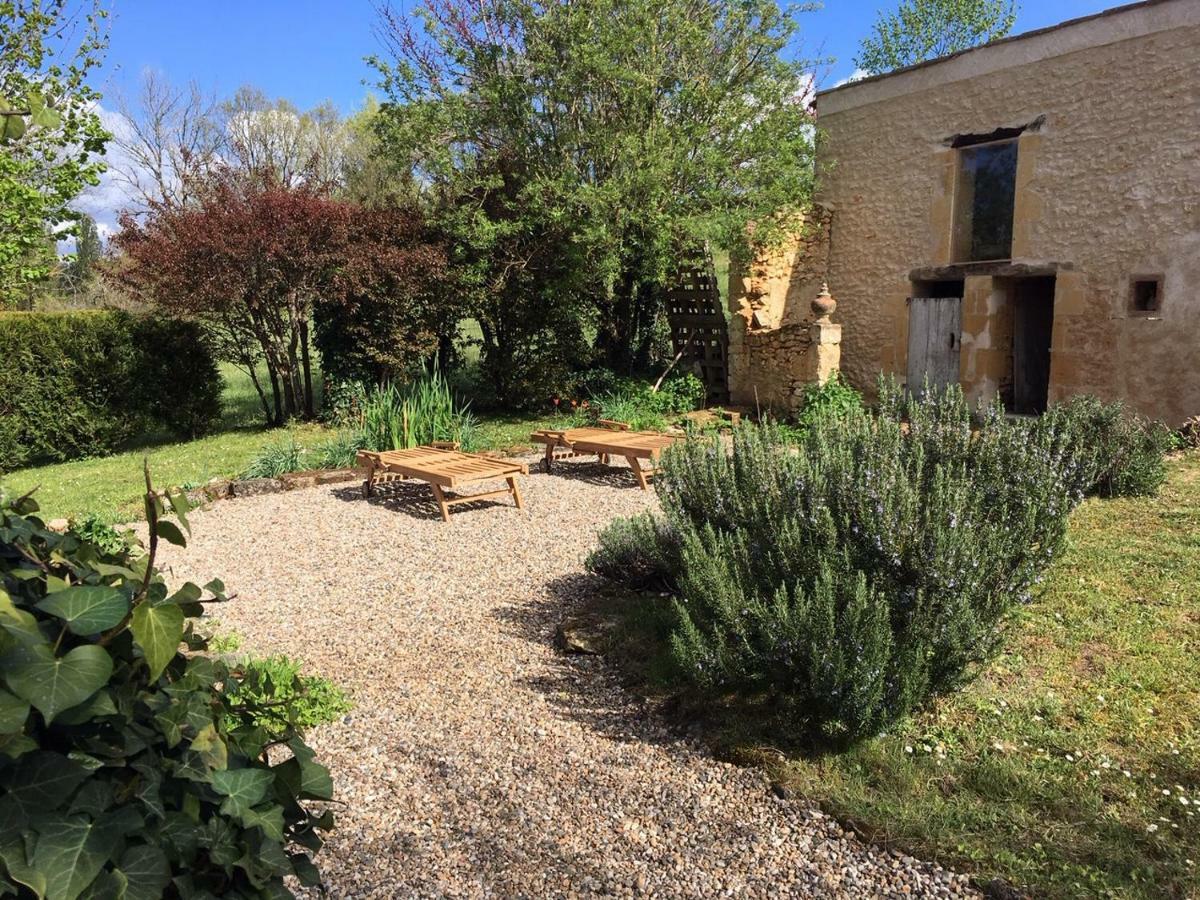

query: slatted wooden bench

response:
[357,444,528,522]
[529,420,681,490]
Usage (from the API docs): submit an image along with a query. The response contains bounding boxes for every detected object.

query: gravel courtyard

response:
[159,460,976,899]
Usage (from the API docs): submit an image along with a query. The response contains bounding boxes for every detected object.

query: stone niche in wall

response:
[726,207,840,413]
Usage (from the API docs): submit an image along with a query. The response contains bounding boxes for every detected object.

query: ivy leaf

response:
[37,586,129,635]
[188,723,228,772]
[166,492,191,535]
[0,839,47,898]
[6,645,112,724]
[30,813,118,900]
[116,844,169,900]
[276,738,333,801]
[154,521,186,548]
[0,752,90,817]
[211,769,274,818]
[0,688,30,733]
[130,603,183,681]
[0,589,44,647]
[165,582,202,606]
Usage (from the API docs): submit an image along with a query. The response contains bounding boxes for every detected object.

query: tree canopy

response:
[0,0,109,306]
[372,0,817,393]
[855,0,1017,75]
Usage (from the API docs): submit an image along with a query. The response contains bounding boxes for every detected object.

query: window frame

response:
[951,135,1021,264]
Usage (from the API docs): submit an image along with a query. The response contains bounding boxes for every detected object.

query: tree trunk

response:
[300,317,315,419]
[265,361,283,426]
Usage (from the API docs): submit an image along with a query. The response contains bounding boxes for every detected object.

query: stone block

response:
[231,478,285,497]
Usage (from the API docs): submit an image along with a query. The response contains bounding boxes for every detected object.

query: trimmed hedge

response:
[0,311,221,471]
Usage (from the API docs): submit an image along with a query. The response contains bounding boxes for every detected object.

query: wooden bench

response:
[357,444,528,522]
[529,421,681,490]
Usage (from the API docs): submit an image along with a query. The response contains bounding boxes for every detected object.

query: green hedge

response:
[0,311,221,471]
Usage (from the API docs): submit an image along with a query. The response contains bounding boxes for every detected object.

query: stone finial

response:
[811,282,836,322]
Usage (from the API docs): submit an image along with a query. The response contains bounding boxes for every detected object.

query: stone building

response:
[727,0,1200,424]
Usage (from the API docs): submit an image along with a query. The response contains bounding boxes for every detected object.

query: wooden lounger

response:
[529,420,680,490]
[357,444,528,522]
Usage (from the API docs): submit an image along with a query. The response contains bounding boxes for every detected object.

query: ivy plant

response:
[0,464,333,898]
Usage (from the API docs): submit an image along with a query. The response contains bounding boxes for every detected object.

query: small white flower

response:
[1066,754,1075,762]
[1180,797,1190,806]
[1124,770,1133,778]
[1147,823,1159,833]
[904,745,913,754]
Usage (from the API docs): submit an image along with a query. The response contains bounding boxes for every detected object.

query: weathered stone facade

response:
[729,0,1200,424]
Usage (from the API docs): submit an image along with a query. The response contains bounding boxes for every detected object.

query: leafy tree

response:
[110,169,454,425]
[0,0,109,306]
[60,211,101,291]
[856,0,1017,75]
[372,0,816,389]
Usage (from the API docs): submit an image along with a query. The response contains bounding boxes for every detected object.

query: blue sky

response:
[97,0,1121,114]
[76,0,1121,236]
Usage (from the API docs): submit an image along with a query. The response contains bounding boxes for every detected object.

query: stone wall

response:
[728,0,1200,424]
[726,211,831,411]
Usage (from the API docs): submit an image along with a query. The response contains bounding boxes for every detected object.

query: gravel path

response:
[159,459,977,899]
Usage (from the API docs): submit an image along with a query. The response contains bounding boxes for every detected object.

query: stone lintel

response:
[910,261,1067,282]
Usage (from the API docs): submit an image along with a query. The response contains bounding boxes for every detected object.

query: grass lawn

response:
[595,452,1200,899]
[1,365,338,524]
[1,363,563,524]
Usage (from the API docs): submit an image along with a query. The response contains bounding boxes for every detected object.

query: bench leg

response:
[626,456,650,491]
[362,459,375,498]
[507,476,524,510]
[599,453,609,466]
[429,484,452,522]
[543,442,555,472]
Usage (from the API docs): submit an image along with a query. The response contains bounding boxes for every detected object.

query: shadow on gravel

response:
[491,572,684,749]
[328,482,514,521]
[538,459,648,490]
[497,572,831,763]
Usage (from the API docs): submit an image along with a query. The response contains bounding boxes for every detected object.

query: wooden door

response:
[1012,277,1055,414]
[906,296,961,397]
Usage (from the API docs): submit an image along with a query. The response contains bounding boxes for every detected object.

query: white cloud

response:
[71,104,145,237]
[832,68,870,88]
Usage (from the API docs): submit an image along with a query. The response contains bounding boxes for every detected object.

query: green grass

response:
[2,364,337,523]
[0,363,567,524]
[591,453,1200,899]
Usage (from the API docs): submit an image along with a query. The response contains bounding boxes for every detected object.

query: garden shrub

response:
[223,655,351,733]
[0,472,333,896]
[587,374,704,430]
[1044,396,1175,498]
[67,514,132,557]
[0,311,221,471]
[793,372,862,431]
[589,381,1092,748]
[242,438,307,479]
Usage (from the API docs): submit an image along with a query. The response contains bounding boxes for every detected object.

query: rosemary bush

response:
[590,381,1097,747]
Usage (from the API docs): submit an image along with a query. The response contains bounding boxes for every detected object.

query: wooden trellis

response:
[665,265,729,404]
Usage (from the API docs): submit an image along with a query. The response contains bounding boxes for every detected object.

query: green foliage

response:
[0,468,333,898]
[1045,396,1175,499]
[792,373,863,432]
[0,0,110,304]
[67,514,130,557]
[241,438,306,479]
[314,430,367,470]
[355,369,478,452]
[223,655,351,734]
[372,0,817,388]
[0,311,222,471]
[591,381,1101,748]
[587,374,704,431]
[855,0,1017,75]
